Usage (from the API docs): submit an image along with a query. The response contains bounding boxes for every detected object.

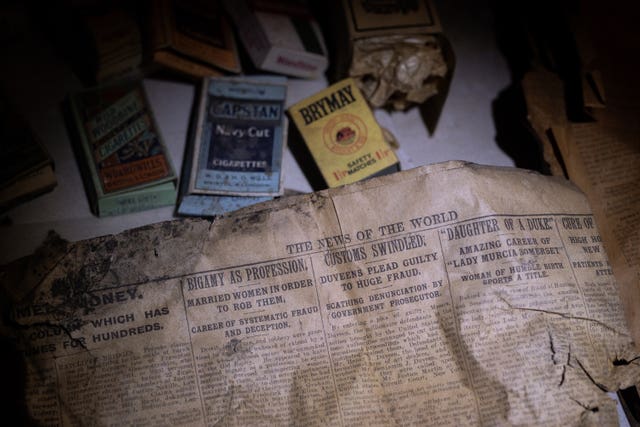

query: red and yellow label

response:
[101,155,170,193]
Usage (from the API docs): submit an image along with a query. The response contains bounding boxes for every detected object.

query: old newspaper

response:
[2,161,639,426]
[522,68,640,347]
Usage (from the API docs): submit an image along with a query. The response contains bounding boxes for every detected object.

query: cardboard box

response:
[342,0,442,38]
[66,80,178,216]
[185,76,288,197]
[224,0,328,78]
[148,0,241,78]
[177,76,288,217]
[323,0,454,133]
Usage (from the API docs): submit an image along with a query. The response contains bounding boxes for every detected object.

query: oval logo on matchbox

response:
[322,113,367,154]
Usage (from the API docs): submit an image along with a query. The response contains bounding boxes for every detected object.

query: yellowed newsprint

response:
[2,161,638,426]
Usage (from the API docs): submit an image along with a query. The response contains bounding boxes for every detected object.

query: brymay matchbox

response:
[288,77,399,188]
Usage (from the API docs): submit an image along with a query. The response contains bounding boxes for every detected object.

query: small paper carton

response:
[288,78,399,188]
[224,0,328,79]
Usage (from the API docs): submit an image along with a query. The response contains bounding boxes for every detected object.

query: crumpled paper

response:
[349,34,447,110]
